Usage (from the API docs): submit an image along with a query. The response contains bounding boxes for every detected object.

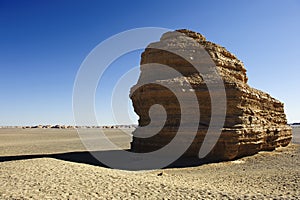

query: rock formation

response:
[130,29,292,161]
[15,125,136,129]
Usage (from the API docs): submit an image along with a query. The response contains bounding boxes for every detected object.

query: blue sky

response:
[0,0,299,125]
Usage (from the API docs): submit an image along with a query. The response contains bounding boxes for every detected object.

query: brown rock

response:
[51,125,61,129]
[130,29,292,161]
[31,125,43,129]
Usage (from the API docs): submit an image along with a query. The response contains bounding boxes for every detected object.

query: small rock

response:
[157,172,163,176]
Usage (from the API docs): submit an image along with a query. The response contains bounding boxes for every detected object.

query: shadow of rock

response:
[0,150,219,169]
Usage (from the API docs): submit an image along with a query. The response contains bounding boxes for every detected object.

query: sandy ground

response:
[0,127,299,199]
[0,128,132,156]
[292,126,300,144]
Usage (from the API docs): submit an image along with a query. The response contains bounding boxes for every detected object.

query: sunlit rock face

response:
[130,29,292,161]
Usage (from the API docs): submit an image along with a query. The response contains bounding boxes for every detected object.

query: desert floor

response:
[0,127,299,199]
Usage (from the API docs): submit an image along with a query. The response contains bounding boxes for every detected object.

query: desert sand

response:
[0,127,299,199]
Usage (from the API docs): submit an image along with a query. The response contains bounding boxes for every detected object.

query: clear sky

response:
[0,0,299,126]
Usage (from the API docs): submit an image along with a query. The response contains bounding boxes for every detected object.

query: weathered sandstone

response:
[130,29,292,161]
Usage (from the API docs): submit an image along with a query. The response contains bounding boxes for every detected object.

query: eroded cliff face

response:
[130,29,292,161]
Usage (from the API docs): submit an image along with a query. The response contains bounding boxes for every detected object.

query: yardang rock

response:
[130,29,292,161]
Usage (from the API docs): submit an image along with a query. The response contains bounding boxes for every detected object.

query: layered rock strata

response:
[130,29,292,161]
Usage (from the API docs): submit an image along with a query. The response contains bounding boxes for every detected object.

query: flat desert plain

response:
[0,127,299,199]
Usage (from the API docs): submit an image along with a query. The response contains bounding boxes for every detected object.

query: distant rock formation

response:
[130,29,292,161]
[1,125,137,130]
[290,123,300,126]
